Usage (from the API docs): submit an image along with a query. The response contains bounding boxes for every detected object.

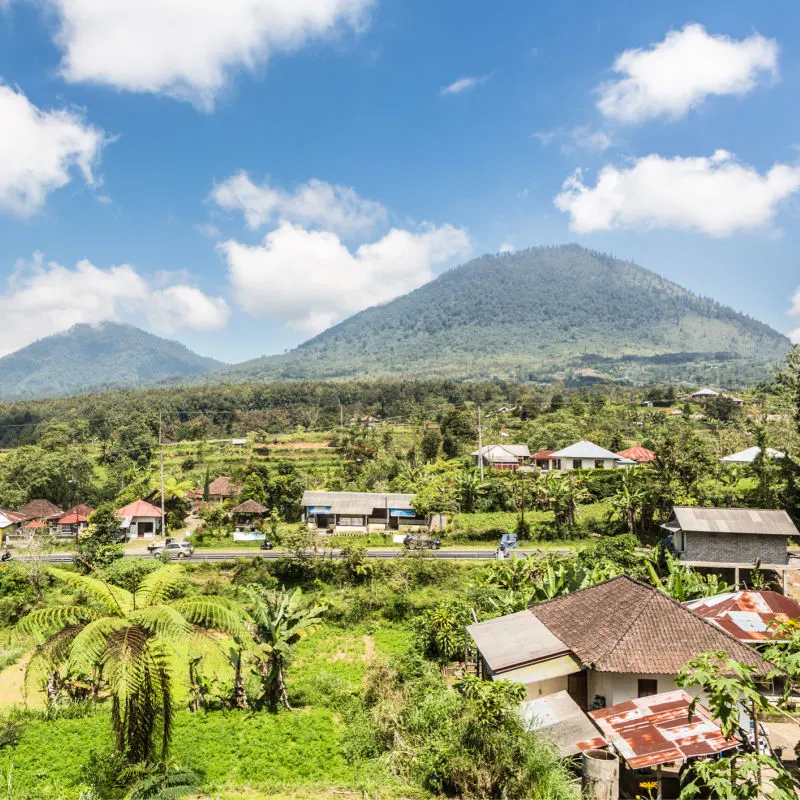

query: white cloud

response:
[194,223,221,239]
[554,150,800,236]
[219,221,471,334]
[35,0,373,110]
[534,126,613,153]
[210,172,387,235]
[440,75,489,96]
[0,255,228,355]
[0,83,107,216]
[498,243,515,254]
[597,24,778,123]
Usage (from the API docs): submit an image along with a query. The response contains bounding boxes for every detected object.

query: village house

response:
[229,499,268,532]
[17,499,64,529]
[57,504,95,537]
[467,577,769,710]
[663,506,794,585]
[115,499,164,540]
[690,387,719,401]
[721,446,785,464]
[0,509,27,542]
[471,444,531,470]
[550,441,625,470]
[531,450,559,471]
[616,446,656,464]
[301,490,428,532]
[207,476,240,503]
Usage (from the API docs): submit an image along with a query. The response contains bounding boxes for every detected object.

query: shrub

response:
[101,558,161,592]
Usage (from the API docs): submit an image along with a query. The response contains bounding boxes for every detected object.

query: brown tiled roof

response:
[208,477,239,497]
[532,576,769,676]
[17,499,63,521]
[229,500,268,515]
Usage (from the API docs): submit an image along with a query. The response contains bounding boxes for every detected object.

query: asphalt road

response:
[17,548,549,564]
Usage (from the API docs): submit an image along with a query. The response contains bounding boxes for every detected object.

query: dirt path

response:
[362,634,375,662]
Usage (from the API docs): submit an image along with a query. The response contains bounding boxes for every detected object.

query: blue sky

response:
[0,0,799,362]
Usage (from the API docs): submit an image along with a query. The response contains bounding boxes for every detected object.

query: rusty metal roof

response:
[669,507,798,537]
[589,690,738,769]
[684,590,800,642]
[522,690,606,756]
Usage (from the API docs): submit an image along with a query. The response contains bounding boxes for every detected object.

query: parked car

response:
[145,537,176,553]
[149,541,194,559]
[403,534,441,551]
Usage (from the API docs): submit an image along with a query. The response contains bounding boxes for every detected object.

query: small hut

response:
[229,500,268,531]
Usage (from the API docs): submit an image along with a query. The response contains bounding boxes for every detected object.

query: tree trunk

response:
[233,649,248,710]
[46,671,62,706]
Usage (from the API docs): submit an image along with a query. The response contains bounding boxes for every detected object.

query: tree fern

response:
[48,567,133,616]
[135,565,186,609]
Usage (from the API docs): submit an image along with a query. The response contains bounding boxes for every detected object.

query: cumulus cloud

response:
[535,126,614,154]
[0,255,228,355]
[210,172,387,235]
[219,221,471,334]
[34,0,373,109]
[554,150,800,236]
[0,83,107,216]
[597,24,778,123]
[440,75,490,96]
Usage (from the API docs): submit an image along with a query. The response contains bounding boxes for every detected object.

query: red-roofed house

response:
[616,447,656,464]
[531,450,559,471]
[58,504,95,537]
[115,500,164,539]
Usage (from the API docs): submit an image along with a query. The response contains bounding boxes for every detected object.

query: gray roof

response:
[669,506,798,537]
[471,443,531,461]
[521,691,606,756]
[301,491,415,515]
[722,446,785,464]
[692,388,719,397]
[552,440,621,460]
[467,610,570,674]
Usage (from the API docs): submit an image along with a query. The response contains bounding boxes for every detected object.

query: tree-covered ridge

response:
[228,245,789,383]
[0,322,225,401]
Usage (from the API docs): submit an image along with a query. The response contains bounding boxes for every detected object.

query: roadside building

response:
[17,499,64,528]
[467,576,769,709]
[663,507,794,585]
[115,499,164,540]
[0,509,27,542]
[301,490,427,532]
[207,476,240,503]
[550,441,624,470]
[721,446,785,464]
[57,504,95,537]
[229,499,268,532]
[471,444,531,471]
[531,449,559,471]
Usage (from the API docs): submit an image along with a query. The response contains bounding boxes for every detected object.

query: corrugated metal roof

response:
[115,500,163,518]
[467,610,571,674]
[552,441,621,460]
[522,691,606,756]
[670,507,797,537]
[531,450,555,459]
[684,590,800,642]
[589,690,737,769]
[471,444,531,460]
[617,447,656,463]
[721,446,785,464]
[301,491,415,515]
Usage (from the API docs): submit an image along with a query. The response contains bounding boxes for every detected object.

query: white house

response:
[467,577,769,710]
[721,446,785,464]
[550,441,624,470]
[691,388,719,400]
[116,499,164,539]
[471,444,531,470]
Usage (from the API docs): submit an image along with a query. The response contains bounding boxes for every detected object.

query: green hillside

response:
[225,245,790,384]
[0,322,225,400]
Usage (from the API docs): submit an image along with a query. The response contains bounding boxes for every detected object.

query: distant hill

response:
[0,322,225,400]
[225,245,790,384]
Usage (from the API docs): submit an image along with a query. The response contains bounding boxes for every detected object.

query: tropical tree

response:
[455,469,484,513]
[413,600,473,663]
[75,505,125,573]
[17,565,248,764]
[608,467,648,534]
[646,555,732,602]
[537,472,588,528]
[244,586,324,710]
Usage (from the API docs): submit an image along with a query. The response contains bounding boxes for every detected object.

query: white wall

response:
[522,676,569,701]
[587,672,702,708]
[128,516,161,538]
[560,458,620,471]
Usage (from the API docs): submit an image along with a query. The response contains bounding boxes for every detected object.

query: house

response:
[471,444,531,470]
[684,590,800,643]
[207,476,240,503]
[230,438,248,447]
[115,500,164,539]
[0,509,27,541]
[550,441,624,470]
[721,446,785,464]
[663,506,795,580]
[302,491,427,532]
[531,449,559,471]
[616,446,656,464]
[17,499,63,527]
[57,504,95,537]
[229,499,268,531]
[467,576,769,710]
[690,388,719,401]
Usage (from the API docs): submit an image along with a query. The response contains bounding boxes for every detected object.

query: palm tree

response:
[538,472,588,528]
[244,586,324,710]
[609,468,647,534]
[18,565,248,764]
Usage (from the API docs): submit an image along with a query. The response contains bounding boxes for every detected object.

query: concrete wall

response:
[684,531,788,565]
[587,672,701,708]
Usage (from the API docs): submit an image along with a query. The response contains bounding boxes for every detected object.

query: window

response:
[595,459,605,469]
[139,521,154,534]
[572,459,583,470]
[638,679,658,698]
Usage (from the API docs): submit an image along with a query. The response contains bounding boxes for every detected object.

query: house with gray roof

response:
[301,490,428,532]
[551,441,625,470]
[721,446,785,464]
[471,443,531,470]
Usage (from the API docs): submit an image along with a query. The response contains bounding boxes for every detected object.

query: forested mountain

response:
[227,245,790,384]
[0,322,224,400]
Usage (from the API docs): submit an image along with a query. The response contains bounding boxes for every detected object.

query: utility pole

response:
[477,406,484,482]
[159,413,166,537]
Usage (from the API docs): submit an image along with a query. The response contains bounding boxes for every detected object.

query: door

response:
[567,670,588,710]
